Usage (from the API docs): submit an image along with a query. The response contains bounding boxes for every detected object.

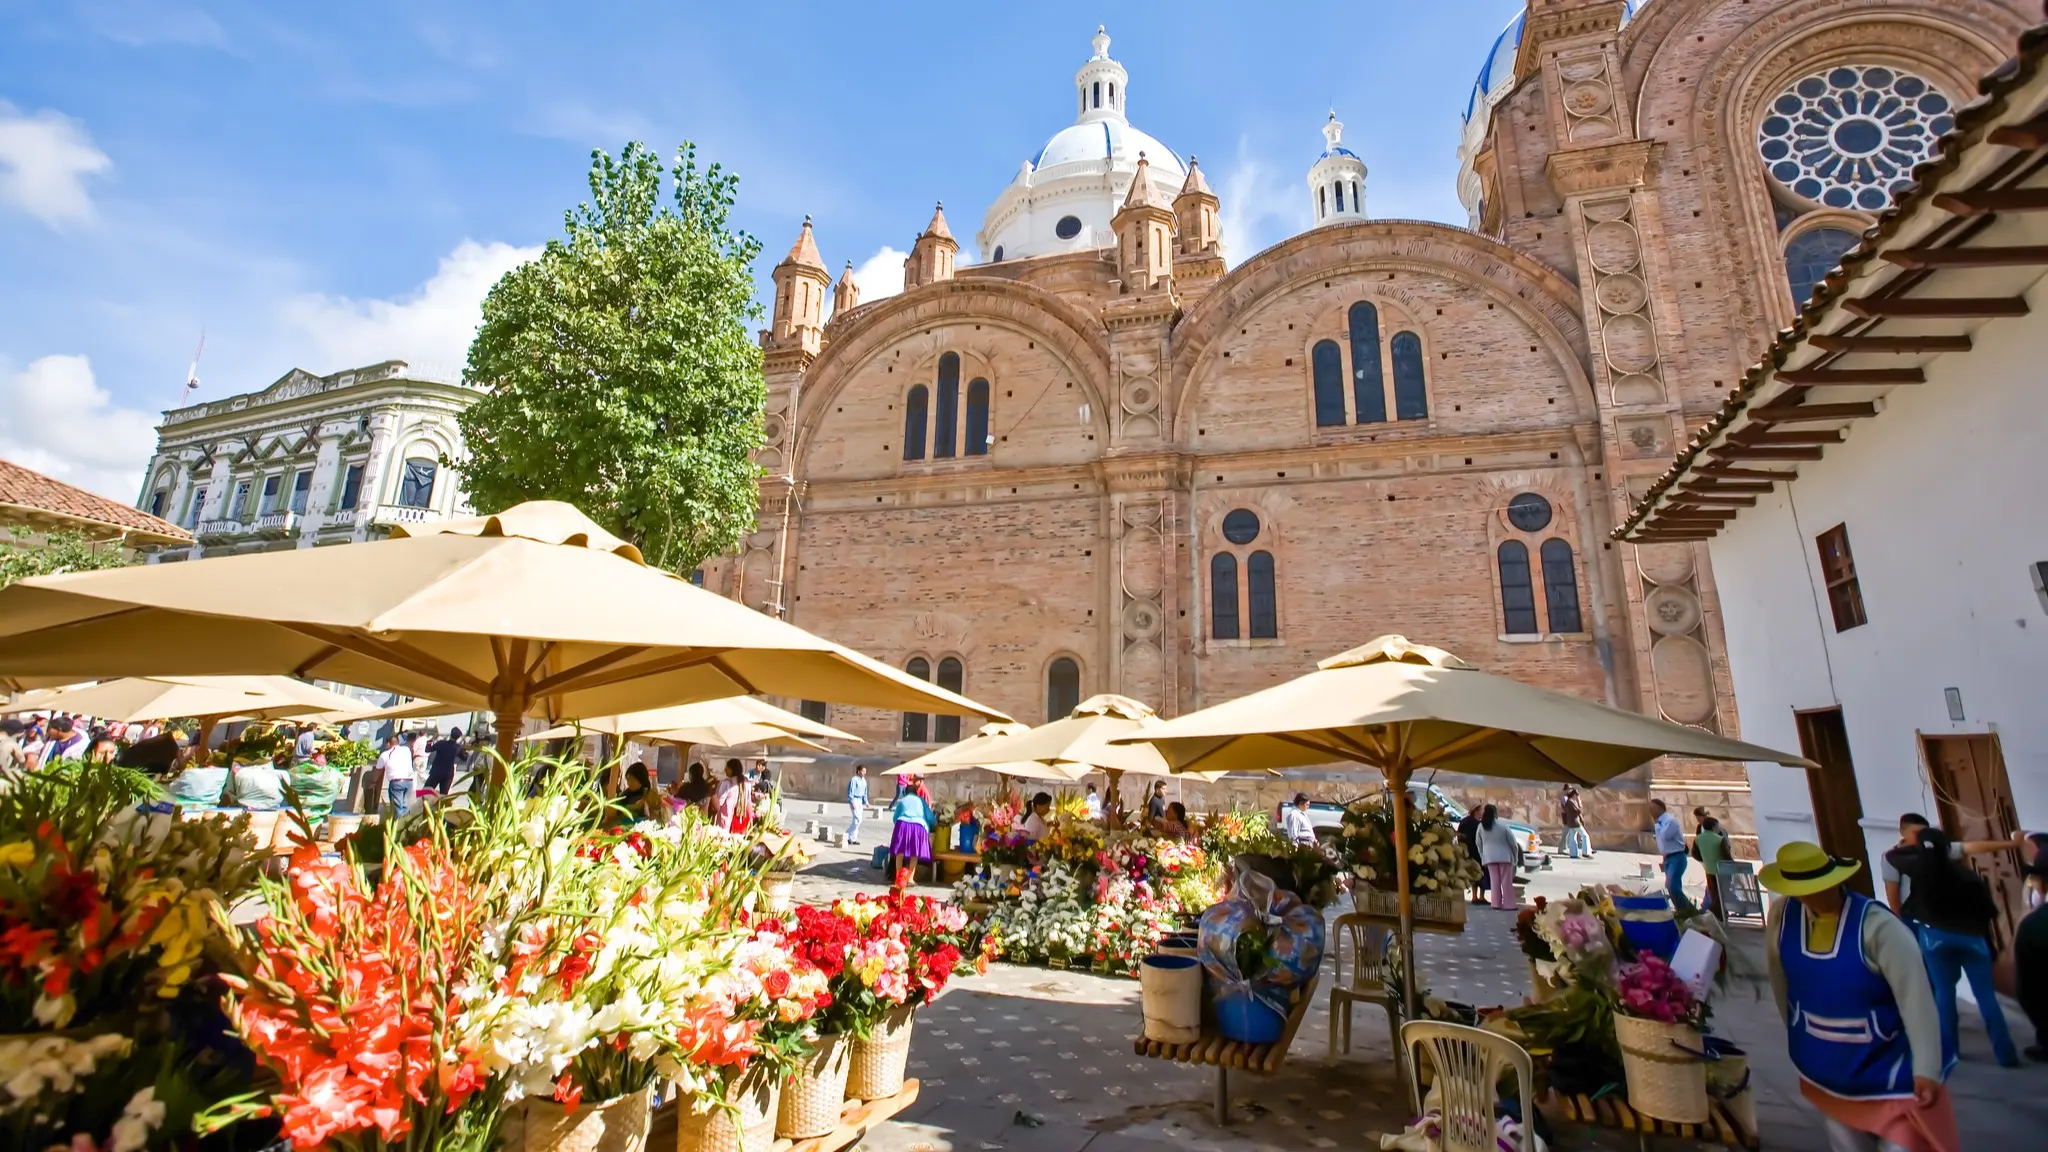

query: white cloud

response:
[1217,137,1310,267]
[83,2,228,48]
[278,239,540,381]
[0,103,113,229]
[847,246,906,307]
[0,355,160,501]
[531,100,659,149]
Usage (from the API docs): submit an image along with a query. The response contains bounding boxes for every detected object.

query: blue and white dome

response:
[1462,1,1648,125]
[1032,120,1185,180]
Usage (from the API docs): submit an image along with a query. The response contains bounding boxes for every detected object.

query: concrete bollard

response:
[803,819,819,835]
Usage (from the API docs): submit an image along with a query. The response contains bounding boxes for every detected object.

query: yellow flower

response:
[147,897,209,997]
[0,840,34,869]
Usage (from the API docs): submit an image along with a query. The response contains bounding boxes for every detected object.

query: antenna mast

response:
[178,333,205,406]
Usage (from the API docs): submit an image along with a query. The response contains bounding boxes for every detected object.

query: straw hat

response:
[1758,840,1863,897]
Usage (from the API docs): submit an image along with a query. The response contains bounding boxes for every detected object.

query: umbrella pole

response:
[1388,761,1416,1025]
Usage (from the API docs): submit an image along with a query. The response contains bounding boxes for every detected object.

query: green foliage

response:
[0,527,134,588]
[454,141,767,573]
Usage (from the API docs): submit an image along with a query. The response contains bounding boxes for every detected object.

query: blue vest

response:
[1779,890,1950,1098]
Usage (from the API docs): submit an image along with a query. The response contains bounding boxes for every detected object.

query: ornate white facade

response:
[137,360,477,561]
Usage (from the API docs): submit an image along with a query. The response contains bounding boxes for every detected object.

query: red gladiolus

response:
[554,1072,583,1112]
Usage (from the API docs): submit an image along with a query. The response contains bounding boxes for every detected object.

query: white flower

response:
[109,1087,167,1152]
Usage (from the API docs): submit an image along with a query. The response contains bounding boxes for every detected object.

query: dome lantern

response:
[1307,110,1368,228]
[1074,24,1128,123]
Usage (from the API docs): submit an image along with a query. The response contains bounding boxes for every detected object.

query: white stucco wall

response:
[1707,277,2048,865]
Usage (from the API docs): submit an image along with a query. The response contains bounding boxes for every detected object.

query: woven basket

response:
[776,1032,851,1139]
[503,1085,651,1152]
[675,1069,780,1152]
[1354,884,1467,928]
[846,1005,916,1100]
[760,872,796,916]
[1614,1014,1708,1123]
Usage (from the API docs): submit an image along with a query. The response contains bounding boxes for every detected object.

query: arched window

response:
[900,657,931,743]
[1784,227,1861,306]
[1108,81,1116,107]
[1318,186,1327,219]
[1352,180,1360,210]
[1390,331,1428,420]
[1046,657,1081,722]
[902,385,928,461]
[1498,541,1538,635]
[1211,553,1241,640]
[1093,81,1101,109]
[397,459,437,508]
[1310,340,1345,427]
[1541,539,1583,634]
[1334,183,1345,212]
[934,657,964,743]
[1349,302,1386,424]
[965,378,990,456]
[1247,551,1278,639]
[934,353,960,458]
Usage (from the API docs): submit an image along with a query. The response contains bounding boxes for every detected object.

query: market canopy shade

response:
[518,696,859,745]
[886,722,1086,781]
[0,501,1010,772]
[920,694,1232,782]
[0,675,375,725]
[517,723,830,754]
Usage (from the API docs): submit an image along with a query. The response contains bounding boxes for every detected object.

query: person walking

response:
[425,727,464,793]
[1477,804,1521,910]
[1882,812,2017,917]
[888,775,935,889]
[0,718,25,779]
[845,765,870,845]
[1761,841,1956,1152]
[1651,799,1688,908]
[376,733,414,817]
[1281,792,1317,846]
[2015,831,2048,1063]
[1458,808,1489,904]
[1559,785,1591,859]
[713,759,750,833]
[1885,826,2021,1067]
[1694,813,1730,921]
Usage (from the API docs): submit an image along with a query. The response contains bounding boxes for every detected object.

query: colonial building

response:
[138,360,477,560]
[1618,21,2048,950]
[711,3,2035,851]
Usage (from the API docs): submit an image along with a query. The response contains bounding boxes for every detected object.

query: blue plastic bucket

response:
[1214,987,1285,1043]
[1613,893,1682,958]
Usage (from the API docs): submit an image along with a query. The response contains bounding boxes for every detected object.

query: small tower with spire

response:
[769,216,831,353]
[831,261,859,318]
[1174,155,1220,256]
[1112,154,1176,294]
[1074,25,1128,123]
[902,203,958,290]
[1308,111,1369,227]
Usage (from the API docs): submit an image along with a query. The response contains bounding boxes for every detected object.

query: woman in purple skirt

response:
[888,774,936,889]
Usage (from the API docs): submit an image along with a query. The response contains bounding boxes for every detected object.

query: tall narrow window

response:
[1211,553,1241,640]
[1247,551,1278,639]
[1093,81,1101,109]
[1319,187,1327,219]
[934,352,960,458]
[1352,181,1360,210]
[260,475,282,514]
[1391,331,1428,420]
[903,385,929,461]
[1816,524,1867,631]
[1311,340,1345,427]
[1498,541,1538,635]
[1046,657,1081,722]
[798,700,829,723]
[1108,81,1116,106]
[1540,539,1582,633]
[965,378,990,456]
[934,657,964,743]
[289,469,312,514]
[148,490,167,518]
[901,657,931,742]
[1334,183,1345,212]
[339,463,364,510]
[185,486,206,528]
[232,480,251,519]
[1349,302,1387,424]
[397,459,436,509]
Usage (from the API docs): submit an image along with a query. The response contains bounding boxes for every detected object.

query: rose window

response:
[1758,66,1954,211]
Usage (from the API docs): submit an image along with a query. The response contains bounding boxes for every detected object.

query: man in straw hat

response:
[1761,841,1955,1152]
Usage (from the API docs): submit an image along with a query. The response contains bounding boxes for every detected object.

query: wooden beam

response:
[1988,117,2048,150]
[1679,480,1776,493]
[1883,244,2048,269]
[1668,495,1757,507]
[1932,187,2048,215]
[1748,401,1879,424]
[1730,428,1844,446]
[1808,333,1972,354]
[1710,444,1826,460]
[1696,465,1800,481]
[1654,508,1739,520]
[1774,367,1925,386]
[1841,296,2028,319]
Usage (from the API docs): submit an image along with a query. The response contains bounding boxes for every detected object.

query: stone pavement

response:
[780,803,2048,1151]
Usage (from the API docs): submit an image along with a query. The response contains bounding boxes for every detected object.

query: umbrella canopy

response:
[0,501,1009,772]
[515,696,858,744]
[885,722,1084,781]
[919,694,1229,781]
[518,722,829,753]
[1,675,374,725]
[1115,635,1813,1018]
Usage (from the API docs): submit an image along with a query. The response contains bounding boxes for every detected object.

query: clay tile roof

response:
[0,458,191,543]
[921,202,953,241]
[1177,155,1214,198]
[781,216,826,270]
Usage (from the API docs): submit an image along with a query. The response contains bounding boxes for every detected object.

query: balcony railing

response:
[319,507,362,530]
[251,511,301,539]
[195,517,248,541]
[371,504,432,527]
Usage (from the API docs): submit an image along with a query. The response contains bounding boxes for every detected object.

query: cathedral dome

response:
[979,27,1190,264]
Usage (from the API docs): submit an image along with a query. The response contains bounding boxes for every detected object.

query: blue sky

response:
[0,0,1529,501]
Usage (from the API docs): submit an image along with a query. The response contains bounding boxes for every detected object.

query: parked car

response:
[1300,782,1547,869]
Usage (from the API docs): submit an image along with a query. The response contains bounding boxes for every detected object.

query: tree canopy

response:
[454,142,766,573]
[0,529,134,589]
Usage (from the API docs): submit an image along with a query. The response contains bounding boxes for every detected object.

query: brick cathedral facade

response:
[699,1,2036,853]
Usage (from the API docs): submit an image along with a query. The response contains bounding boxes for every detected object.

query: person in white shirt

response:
[40,716,87,764]
[1021,792,1054,841]
[377,733,416,816]
[1083,784,1103,822]
[1280,792,1318,846]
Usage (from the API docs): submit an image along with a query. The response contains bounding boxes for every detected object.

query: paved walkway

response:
[780,803,2047,1151]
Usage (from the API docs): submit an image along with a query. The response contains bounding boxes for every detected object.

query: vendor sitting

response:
[1157,801,1193,841]
[951,803,981,853]
[1022,792,1054,841]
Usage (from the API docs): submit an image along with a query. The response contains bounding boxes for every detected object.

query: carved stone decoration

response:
[1643,585,1702,637]
[1650,634,1716,725]
[1121,639,1164,708]
[1121,598,1163,642]
[1611,374,1665,405]
[1120,374,1160,414]
[1555,51,1622,146]
[1579,197,1668,407]
[1595,273,1647,315]
[1615,416,1666,459]
[1634,543,1695,587]
[1586,220,1641,274]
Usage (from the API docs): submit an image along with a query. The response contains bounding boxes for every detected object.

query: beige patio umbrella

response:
[515,696,858,745]
[0,501,1009,782]
[518,723,830,753]
[884,721,1083,781]
[2,675,376,749]
[1113,635,1815,1018]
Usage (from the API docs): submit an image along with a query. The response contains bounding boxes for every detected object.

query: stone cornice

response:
[762,346,815,377]
[1545,139,1659,198]
[152,384,472,449]
[1515,1,1630,83]
[1102,291,1180,330]
[1097,451,1189,492]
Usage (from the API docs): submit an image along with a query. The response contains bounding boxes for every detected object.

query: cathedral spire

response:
[1074,24,1129,124]
[1175,155,1221,257]
[903,202,958,290]
[832,260,859,317]
[770,215,831,351]
[1308,111,1368,227]
[1113,155,1176,294]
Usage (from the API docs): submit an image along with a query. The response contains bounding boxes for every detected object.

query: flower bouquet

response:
[1197,807,1285,864]
[1336,794,1476,925]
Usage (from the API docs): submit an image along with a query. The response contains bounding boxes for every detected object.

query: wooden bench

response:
[916,850,982,884]
[1132,975,1320,1124]
[1540,1089,1757,1150]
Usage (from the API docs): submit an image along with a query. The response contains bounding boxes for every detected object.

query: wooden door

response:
[1795,708,1874,897]
[1923,734,2025,994]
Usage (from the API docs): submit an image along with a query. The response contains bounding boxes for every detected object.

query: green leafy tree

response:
[454,142,766,572]
[0,528,134,589]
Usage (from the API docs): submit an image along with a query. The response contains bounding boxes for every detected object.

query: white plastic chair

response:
[1327,911,1399,1058]
[1400,1020,1536,1152]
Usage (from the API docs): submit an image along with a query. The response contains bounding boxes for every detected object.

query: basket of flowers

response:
[1337,794,1476,928]
[1611,956,1710,1123]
